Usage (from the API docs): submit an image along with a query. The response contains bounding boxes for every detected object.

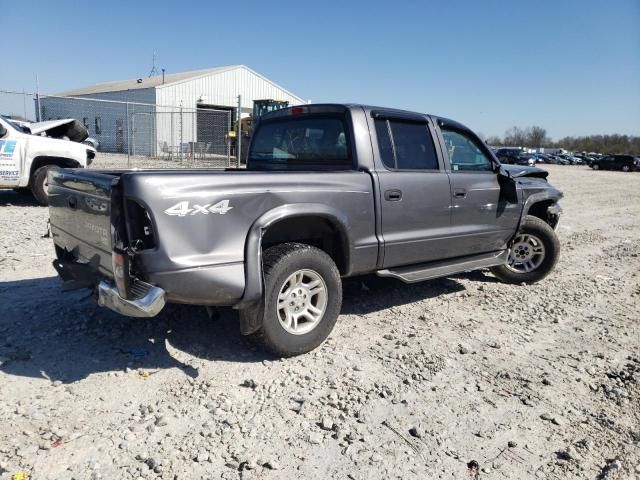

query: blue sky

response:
[2,0,639,138]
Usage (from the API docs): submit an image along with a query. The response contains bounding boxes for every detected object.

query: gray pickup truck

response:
[48,104,562,356]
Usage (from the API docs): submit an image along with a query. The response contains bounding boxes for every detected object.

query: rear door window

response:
[249,116,351,169]
[374,119,439,170]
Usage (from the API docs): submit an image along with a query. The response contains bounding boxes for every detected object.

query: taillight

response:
[291,106,307,115]
[126,200,156,250]
[112,247,131,298]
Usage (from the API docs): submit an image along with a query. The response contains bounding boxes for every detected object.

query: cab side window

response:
[442,129,493,172]
[374,119,439,170]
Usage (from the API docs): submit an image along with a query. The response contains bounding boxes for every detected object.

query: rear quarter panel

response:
[121,170,378,304]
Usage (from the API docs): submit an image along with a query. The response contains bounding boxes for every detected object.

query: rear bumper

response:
[97,280,166,318]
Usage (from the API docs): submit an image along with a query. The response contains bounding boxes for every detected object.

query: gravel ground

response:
[1,165,639,480]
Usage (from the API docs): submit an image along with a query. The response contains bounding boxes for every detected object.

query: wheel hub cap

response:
[506,233,546,273]
[276,269,327,335]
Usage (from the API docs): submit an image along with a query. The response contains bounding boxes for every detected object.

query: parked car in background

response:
[495,147,523,164]
[515,154,537,166]
[531,153,556,164]
[559,154,581,165]
[545,155,569,165]
[574,154,592,164]
[590,155,639,172]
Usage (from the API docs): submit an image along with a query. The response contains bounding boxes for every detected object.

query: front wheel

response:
[490,215,560,284]
[31,165,55,206]
[241,242,342,357]
[592,163,600,170]
[622,165,630,172]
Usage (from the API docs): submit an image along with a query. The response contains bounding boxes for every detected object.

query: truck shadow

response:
[0,276,268,384]
[341,275,467,314]
[0,272,483,383]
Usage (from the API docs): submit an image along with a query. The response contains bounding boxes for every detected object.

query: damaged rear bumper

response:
[97,280,166,318]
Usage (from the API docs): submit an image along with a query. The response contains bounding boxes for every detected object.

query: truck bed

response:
[47,166,378,305]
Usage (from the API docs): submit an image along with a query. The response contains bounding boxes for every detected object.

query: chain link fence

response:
[0,90,244,169]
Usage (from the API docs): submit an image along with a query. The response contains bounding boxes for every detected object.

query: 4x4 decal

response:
[164,200,233,216]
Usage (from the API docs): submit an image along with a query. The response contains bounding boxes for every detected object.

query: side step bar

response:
[376,250,508,284]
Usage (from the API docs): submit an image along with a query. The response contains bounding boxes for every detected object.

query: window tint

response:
[374,119,395,168]
[442,129,493,172]
[249,116,351,169]
[374,119,438,170]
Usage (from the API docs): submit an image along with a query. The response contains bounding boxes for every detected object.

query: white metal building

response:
[39,65,305,155]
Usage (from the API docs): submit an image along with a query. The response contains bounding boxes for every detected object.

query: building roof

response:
[56,65,245,96]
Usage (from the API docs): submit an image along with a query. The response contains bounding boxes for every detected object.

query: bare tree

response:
[525,126,548,148]
[504,127,526,146]
[486,136,503,146]
[488,127,639,154]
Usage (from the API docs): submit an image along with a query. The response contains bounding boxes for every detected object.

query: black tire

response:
[592,163,600,170]
[622,165,630,172]
[490,215,560,284]
[31,165,54,206]
[241,242,342,357]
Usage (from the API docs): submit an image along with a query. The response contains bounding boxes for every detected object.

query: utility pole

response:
[126,102,130,167]
[237,95,242,167]
[35,74,42,121]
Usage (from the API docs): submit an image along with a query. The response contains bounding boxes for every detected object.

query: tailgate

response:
[48,168,120,277]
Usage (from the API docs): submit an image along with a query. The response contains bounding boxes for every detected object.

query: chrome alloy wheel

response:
[506,233,546,273]
[276,269,327,335]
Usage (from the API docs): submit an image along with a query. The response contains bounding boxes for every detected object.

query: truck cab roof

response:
[261,103,472,132]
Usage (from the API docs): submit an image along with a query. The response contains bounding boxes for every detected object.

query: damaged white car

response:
[0,116,96,205]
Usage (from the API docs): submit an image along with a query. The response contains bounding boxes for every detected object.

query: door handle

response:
[384,189,402,201]
[454,189,467,198]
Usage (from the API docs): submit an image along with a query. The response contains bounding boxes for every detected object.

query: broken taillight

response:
[112,247,131,298]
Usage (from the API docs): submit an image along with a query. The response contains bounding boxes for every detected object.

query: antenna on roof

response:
[148,52,159,78]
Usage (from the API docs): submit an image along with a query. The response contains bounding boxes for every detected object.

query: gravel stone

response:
[320,417,334,431]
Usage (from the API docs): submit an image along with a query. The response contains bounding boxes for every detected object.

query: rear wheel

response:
[592,163,600,170]
[622,165,630,172]
[241,243,342,356]
[490,215,560,284]
[31,165,55,206]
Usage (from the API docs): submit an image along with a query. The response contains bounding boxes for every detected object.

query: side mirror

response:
[497,167,518,203]
[0,124,6,138]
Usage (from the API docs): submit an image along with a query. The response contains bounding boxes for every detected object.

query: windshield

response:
[0,116,28,133]
[248,116,352,170]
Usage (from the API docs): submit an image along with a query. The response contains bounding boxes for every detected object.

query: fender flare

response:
[516,190,563,234]
[234,203,351,314]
